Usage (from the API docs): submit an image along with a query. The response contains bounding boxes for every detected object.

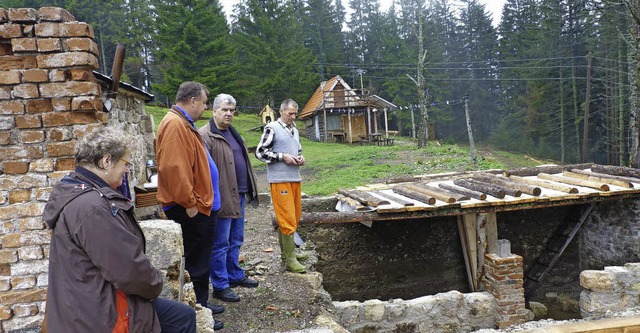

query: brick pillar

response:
[482,240,527,329]
[0,7,103,331]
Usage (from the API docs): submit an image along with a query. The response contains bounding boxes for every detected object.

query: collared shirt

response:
[256,119,302,163]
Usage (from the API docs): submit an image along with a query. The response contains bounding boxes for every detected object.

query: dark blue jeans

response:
[154,298,196,333]
[210,195,246,291]
[165,206,217,306]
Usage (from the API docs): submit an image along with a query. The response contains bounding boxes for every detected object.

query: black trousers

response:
[165,206,217,306]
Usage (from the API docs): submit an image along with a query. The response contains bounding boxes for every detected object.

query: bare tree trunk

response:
[464,96,476,166]
[623,0,640,167]
[406,1,428,148]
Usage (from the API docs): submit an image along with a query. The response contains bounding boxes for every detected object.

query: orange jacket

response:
[156,107,213,215]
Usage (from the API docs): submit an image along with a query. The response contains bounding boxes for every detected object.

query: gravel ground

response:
[206,169,334,333]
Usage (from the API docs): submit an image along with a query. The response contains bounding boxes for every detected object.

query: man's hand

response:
[283,153,300,165]
[295,155,305,166]
[186,206,198,218]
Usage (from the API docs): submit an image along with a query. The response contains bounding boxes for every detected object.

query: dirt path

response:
[207,193,332,333]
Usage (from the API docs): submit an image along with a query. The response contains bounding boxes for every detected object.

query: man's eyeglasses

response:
[119,157,133,169]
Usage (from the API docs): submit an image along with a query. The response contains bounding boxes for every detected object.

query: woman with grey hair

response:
[43,126,196,332]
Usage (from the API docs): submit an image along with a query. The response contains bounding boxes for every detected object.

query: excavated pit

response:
[300,201,586,320]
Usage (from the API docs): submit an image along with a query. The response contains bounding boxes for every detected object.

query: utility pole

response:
[355,69,366,91]
[463,95,477,166]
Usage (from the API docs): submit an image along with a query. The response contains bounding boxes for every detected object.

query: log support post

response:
[457,212,498,292]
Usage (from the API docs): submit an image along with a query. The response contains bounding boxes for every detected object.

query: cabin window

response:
[326,115,340,130]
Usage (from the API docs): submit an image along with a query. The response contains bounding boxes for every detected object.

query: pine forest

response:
[6,0,640,166]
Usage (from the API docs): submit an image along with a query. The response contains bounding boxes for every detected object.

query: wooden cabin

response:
[298,75,397,144]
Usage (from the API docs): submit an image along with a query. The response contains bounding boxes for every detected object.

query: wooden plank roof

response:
[300,164,640,224]
[299,75,397,120]
[299,75,352,120]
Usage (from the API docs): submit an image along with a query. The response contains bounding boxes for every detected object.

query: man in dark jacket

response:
[199,93,259,302]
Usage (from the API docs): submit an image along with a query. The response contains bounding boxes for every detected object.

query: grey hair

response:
[212,93,236,110]
[75,127,131,169]
[280,98,298,111]
[175,82,209,103]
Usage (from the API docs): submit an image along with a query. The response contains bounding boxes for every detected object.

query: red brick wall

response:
[0,7,104,331]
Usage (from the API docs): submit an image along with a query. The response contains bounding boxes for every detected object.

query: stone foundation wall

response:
[333,290,496,333]
[580,263,640,318]
[580,199,640,269]
[102,87,155,190]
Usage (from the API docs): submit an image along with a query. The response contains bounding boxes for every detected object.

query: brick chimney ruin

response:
[0,7,123,331]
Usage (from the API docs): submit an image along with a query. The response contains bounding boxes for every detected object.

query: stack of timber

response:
[332,164,640,215]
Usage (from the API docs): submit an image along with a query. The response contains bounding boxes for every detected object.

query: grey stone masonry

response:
[333,290,496,333]
[580,263,640,318]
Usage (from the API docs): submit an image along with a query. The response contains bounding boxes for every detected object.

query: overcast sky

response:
[219,0,507,27]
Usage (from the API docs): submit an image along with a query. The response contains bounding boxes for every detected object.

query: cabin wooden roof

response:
[332,164,640,217]
[299,75,355,120]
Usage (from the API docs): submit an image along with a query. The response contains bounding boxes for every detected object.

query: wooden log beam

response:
[385,175,418,184]
[563,170,633,188]
[335,194,369,211]
[338,189,390,207]
[414,183,468,202]
[591,164,640,179]
[468,176,522,197]
[474,173,541,196]
[537,173,609,191]
[392,185,436,205]
[453,178,506,198]
[438,183,487,200]
[372,190,415,206]
[568,168,639,187]
[507,175,579,194]
[503,163,592,177]
[469,177,522,197]
[460,214,478,291]
[299,211,375,224]
[503,165,564,177]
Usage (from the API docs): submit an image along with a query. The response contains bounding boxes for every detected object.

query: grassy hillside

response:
[145,105,554,196]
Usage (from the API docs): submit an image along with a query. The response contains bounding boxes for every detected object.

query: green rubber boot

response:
[281,233,306,273]
[278,232,309,262]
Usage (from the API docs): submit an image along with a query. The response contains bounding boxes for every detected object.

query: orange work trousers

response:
[270,182,302,235]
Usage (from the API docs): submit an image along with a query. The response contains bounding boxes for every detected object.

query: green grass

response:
[145,106,557,197]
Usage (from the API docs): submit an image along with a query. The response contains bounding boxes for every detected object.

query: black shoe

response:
[214,287,240,302]
[206,303,225,314]
[214,319,224,330]
[230,277,259,288]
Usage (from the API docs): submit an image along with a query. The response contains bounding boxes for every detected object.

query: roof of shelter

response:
[367,95,397,110]
[329,164,640,219]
